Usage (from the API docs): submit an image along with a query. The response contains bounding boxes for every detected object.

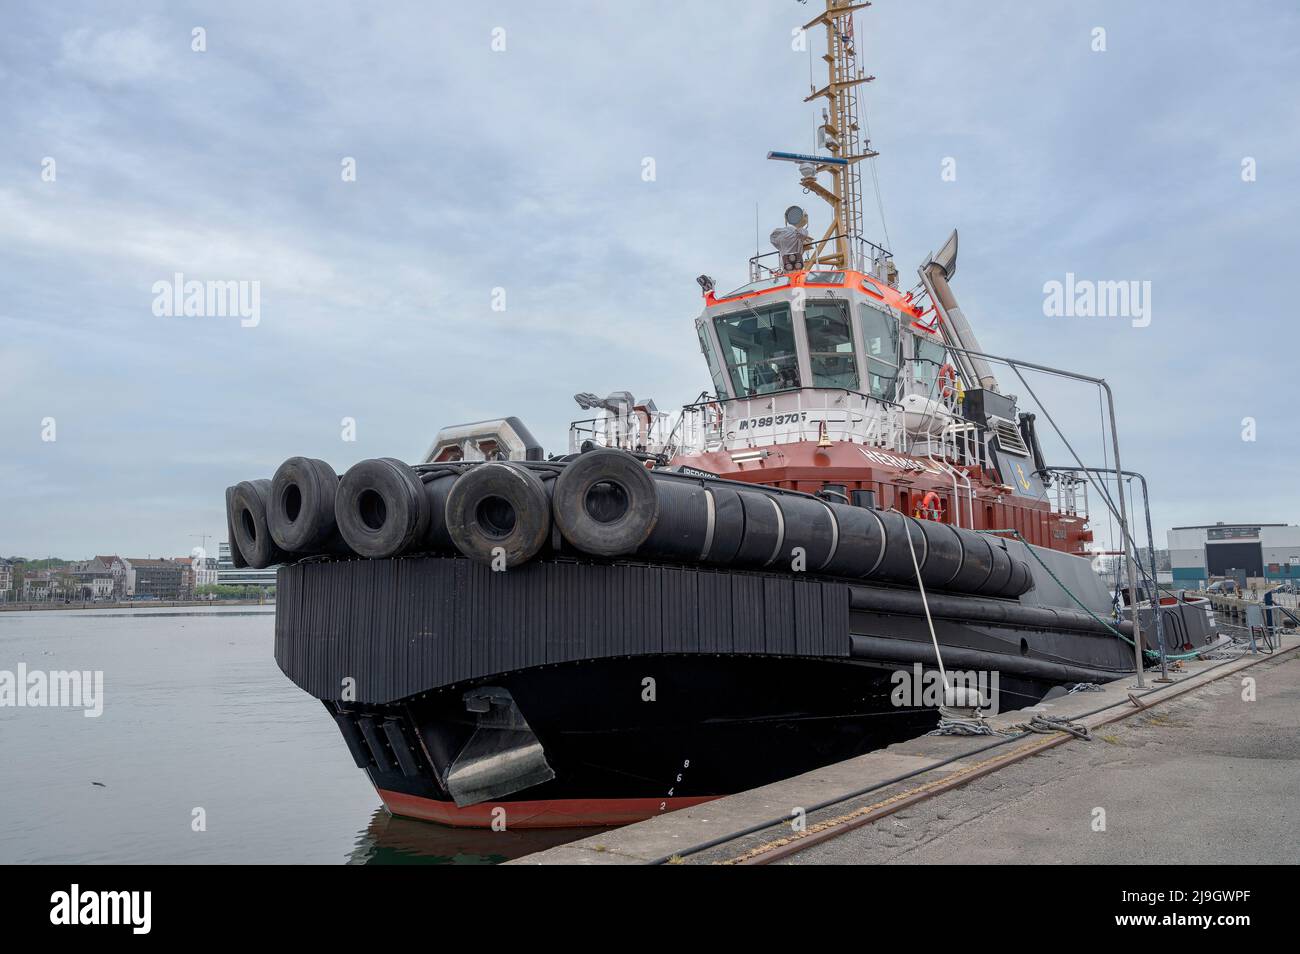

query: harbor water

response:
[0,606,591,864]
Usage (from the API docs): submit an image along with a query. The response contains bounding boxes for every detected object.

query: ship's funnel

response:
[919,230,1000,393]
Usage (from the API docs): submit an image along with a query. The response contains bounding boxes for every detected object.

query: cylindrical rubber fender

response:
[821,503,887,579]
[335,458,429,559]
[700,483,745,565]
[981,540,1014,596]
[849,584,1126,633]
[551,448,659,557]
[773,494,837,572]
[945,528,995,594]
[1000,558,1034,598]
[732,488,785,567]
[915,519,963,589]
[231,479,289,569]
[445,461,551,566]
[638,478,710,561]
[870,509,928,583]
[224,485,248,569]
[419,471,461,552]
[268,457,346,554]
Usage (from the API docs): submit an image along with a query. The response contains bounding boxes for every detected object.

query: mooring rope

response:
[976,528,1208,662]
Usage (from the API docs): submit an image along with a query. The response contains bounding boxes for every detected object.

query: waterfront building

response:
[1167,523,1300,589]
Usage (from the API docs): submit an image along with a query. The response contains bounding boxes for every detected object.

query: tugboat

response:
[231,0,1217,828]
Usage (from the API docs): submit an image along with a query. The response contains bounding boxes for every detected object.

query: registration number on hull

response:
[737,413,807,430]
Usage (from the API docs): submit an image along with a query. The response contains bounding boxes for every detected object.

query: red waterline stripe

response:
[376,788,717,829]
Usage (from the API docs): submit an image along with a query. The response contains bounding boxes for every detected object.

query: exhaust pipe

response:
[919,230,1000,392]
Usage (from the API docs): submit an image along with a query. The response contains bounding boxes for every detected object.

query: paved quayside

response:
[515,635,1299,865]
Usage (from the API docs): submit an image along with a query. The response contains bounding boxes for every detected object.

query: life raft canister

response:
[914,491,944,522]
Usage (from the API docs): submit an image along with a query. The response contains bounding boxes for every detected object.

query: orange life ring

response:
[915,491,943,521]
[936,363,958,399]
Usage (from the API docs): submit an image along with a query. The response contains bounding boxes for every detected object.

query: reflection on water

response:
[348,808,608,865]
[0,605,606,864]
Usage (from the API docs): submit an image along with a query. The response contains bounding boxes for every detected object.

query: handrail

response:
[748,232,894,280]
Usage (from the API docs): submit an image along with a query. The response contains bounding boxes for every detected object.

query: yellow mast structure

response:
[800,0,877,270]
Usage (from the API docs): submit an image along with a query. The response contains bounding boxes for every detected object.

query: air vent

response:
[988,416,1030,457]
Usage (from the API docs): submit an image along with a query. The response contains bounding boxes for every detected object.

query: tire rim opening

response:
[476,495,517,538]
[282,484,302,523]
[584,481,630,523]
[241,509,257,542]
[358,489,387,531]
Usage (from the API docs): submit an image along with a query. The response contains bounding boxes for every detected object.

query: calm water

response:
[0,606,589,864]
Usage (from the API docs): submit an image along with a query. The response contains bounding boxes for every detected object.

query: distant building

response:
[0,559,12,599]
[171,557,197,595]
[127,558,189,600]
[65,558,115,599]
[1167,523,1300,589]
[95,555,134,597]
[22,571,61,601]
[1134,547,1171,572]
[194,555,219,587]
[217,542,277,588]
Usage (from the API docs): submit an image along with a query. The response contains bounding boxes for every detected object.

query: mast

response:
[801,0,876,270]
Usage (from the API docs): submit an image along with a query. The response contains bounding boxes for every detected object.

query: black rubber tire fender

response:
[268,457,342,553]
[445,461,552,566]
[335,458,429,559]
[224,485,248,569]
[231,479,287,569]
[551,449,659,557]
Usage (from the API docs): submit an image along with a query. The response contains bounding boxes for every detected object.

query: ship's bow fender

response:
[224,485,249,569]
[268,456,348,554]
[551,448,659,556]
[445,461,552,566]
[230,479,290,569]
[335,458,431,559]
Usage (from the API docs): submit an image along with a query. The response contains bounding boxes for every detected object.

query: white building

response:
[1168,523,1300,589]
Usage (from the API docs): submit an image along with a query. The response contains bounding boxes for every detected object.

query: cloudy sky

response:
[2,0,1297,560]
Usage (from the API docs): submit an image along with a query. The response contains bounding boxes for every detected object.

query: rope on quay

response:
[1011,714,1092,741]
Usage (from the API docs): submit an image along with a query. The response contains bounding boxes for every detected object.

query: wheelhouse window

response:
[911,336,947,395]
[696,322,730,398]
[803,271,845,286]
[804,300,859,390]
[713,303,800,396]
[859,301,900,400]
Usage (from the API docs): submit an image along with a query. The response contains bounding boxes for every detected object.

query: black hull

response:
[276,554,1150,827]
[345,654,1063,827]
